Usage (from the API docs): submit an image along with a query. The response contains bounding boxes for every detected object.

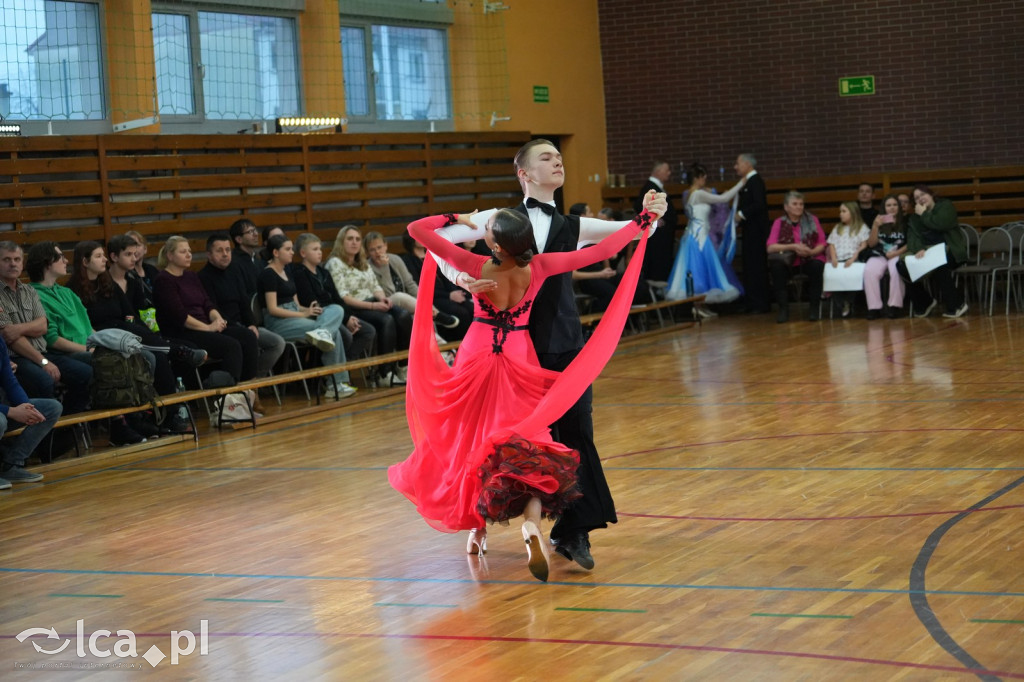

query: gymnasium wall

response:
[597,0,1024,183]
[456,0,610,212]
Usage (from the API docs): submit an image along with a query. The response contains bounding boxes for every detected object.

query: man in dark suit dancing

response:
[734,153,771,313]
[633,160,678,284]
[433,139,665,570]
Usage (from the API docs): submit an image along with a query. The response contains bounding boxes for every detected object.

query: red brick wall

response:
[598,0,1024,184]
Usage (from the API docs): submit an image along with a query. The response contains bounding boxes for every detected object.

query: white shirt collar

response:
[648,176,665,190]
[523,199,554,254]
[745,169,758,180]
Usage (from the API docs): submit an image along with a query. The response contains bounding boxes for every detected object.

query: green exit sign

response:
[533,86,549,103]
[839,75,875,97]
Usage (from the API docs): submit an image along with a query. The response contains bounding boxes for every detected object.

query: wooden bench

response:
[5,299,701,460]
[601,165,1024,231]
[580,294,706,328]
[0,132,530,260]
[3,343,462,446]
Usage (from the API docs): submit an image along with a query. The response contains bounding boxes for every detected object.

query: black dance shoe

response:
[553,532,595,570]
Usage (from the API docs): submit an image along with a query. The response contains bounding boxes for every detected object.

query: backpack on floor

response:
[90,348,158,408]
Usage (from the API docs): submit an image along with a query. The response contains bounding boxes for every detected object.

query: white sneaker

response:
[325,382,357,399]
[374,370,406,388]
[304,329,336,352]
[914,299,938,318]
[942,302,969,319]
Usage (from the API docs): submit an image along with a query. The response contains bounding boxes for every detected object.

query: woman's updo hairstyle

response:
[263,233,290,262]
[688,163,708,181]
[491,208,538,267]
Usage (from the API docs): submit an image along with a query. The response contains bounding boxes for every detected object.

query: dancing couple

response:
[390,141,666,581]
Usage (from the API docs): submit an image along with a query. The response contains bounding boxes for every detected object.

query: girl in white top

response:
[826,201,871,317]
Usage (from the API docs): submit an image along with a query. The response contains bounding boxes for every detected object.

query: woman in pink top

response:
[766,190,827,323]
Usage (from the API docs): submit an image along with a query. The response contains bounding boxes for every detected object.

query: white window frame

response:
[2,0,109,136]
[340,1,454,133]
[153,4,303,134]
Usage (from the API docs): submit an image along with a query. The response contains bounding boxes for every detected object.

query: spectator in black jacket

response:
[400,232,473,334]
[289,233,375,361]
[228,219,262,294]
[199,233,285,378]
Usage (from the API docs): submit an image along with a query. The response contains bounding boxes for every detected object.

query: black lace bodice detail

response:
[476,297,532,354]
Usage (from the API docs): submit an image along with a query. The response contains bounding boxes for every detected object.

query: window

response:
[152,13,195,116]
[0,0,105,121]
[341,22,451,124]
[152,8,300,122]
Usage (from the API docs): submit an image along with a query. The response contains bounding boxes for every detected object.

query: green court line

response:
[555,607,647,613]
[48,593,122,599]
[204,598,284,603]
[751,612,852,619]
[970,618,1024,624]
[374,602,457,609]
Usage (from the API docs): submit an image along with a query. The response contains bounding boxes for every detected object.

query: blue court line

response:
[205,598,284,603]
[555,607,647,613]
[3,567,1022,599]
[606,466,1024,472]
[119,466,389,472]
[109,465,1024,474]
[971,619,1024,624]
[602,397,1024,408]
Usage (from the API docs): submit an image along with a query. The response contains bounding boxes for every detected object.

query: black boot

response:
[109,417,146,446]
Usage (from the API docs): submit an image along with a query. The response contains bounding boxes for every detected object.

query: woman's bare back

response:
[479,260,533,311]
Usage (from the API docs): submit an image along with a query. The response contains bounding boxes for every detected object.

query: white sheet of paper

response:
[904,243,948,282]
[823,261,866,292]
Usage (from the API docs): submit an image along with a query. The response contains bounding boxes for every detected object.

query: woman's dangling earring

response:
[491,246,502,265]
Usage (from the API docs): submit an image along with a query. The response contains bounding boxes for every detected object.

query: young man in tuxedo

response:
[434,139,666,570]
[633,160,678,284]
[734,153,771,313]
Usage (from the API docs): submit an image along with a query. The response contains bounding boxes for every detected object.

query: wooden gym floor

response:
[1,311,1022,680]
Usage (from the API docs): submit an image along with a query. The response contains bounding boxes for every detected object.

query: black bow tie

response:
[525,198,556,216]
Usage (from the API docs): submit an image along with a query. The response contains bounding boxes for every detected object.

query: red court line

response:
[77,631,1017,679]
[602,427,1024,461]
[618,503,1024,523]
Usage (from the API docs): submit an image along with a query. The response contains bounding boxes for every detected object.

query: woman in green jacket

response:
[896,184,968,318]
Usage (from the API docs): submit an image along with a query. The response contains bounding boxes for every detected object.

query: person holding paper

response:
[863,195,908,319]
[896,185,968,318]
[766,191,827,323]
[826,202,871,318]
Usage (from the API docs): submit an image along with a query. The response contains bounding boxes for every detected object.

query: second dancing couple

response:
[390,140,666,581]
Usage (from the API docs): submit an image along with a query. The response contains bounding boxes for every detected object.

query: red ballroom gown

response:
[388,211,652,532]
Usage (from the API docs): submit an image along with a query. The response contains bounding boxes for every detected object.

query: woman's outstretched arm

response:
[408,214,485,278]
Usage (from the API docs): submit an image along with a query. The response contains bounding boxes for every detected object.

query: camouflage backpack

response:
[90,347,158,408]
